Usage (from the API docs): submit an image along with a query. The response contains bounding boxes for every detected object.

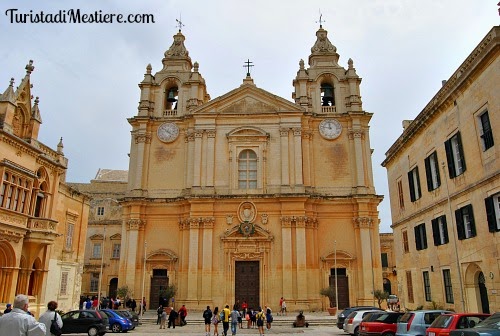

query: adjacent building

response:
[382,26,499,313]
[119,24,384,311]
[0,62,90,314]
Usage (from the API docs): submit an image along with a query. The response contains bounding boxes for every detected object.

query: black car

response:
[60,309,108,336]
[449,313,500,336]
[337,306,383,329]
[115,310,139,329]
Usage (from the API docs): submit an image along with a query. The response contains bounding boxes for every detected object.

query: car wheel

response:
[88,327,98,336]
[383,332,395,336]
[111,323,122,333]
[354,327,360,336]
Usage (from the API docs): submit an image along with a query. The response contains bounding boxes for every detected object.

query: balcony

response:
[25,218,59,244]
[163,109,177,117]
[321,106,336,113]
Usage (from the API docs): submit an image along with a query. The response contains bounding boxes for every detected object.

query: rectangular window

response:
[65,223,74,250]
[238,150,258,189]
[112,243,121,258]
[381,253,389,268]
[402,230,409,253]
[406,271,414,303]
[60,271,69,295]
[90,273,99,292]
[443,269,454,303]
[397,180,405,209]
[479,111,494,151]
[414,223,428,251]
[97,206,104,216]
[455,204,476,240]
[432,215,449,246]
[445,132,466,178]
[424,151,441,191]
[423,271,431,301]
[408,167,422,202]
[92,243,102,258]
[485,193,500,232]
[0,172,32,213]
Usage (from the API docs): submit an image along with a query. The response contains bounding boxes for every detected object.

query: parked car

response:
[345,309,386,336]
[396,310,452,336]
[114,310,139,329]
[426,313,490,336]
[338,306,383,329]
[100,309,134,333]
[60,309,108,336]
[360,311,405,336]
[449,313,500,336]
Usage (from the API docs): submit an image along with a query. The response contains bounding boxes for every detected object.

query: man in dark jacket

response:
[203,306,213,336]
[168,308,178,328]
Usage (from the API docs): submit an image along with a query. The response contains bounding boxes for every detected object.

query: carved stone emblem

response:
[238,202,256,223]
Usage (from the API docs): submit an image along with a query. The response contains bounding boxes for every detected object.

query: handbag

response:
[50,312,62,336]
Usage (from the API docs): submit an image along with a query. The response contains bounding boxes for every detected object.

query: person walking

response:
[212,307,220,336]
[278,298,283,316]
[159,308,167,329]
[265,307,273,330]
[0,294,46,335]
[203,306,213,336]
[178,304,188,326]
[167,307,178,329]
[3,304,12,314]
[281,298,287,316]
[255,307,266,336]
[222,304,231,336]
[39,301,63,336]
[230,306,241,336]
[156,305,163,325]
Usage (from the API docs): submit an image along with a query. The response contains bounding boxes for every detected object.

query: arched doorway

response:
[28,258,42,296]
[0,241,16,302]
[478,272,490,314]
[109,278,118,299]
[383,278,392,294]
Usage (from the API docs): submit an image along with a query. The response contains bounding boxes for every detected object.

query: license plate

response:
[429,332,435,336]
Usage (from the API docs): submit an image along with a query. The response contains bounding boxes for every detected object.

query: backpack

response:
[50,312,62,336]
[203,310,211,319]
[219,311,225,321]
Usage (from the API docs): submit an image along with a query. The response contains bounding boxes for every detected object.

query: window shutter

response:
[485,196,497,232]
[435,154,441,187]
[442,216,449,244]
[456,132,467,172]
[455,208,465,240]
[414,226,420,250]
[415,167,422,198]
[431,218,440,246]
[445,138,456,178]
[467,204,476,237]
[422,224,427,249]
[408,171,416,202]
[424,156,433,191]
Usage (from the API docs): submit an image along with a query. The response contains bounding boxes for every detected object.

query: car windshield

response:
[424,312,446,325]
[475,314,500,329]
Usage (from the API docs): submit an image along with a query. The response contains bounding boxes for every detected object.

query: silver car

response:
[396,310,452,336]
[344,309,385,336]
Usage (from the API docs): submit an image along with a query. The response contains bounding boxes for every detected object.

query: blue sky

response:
[1,0,498,232]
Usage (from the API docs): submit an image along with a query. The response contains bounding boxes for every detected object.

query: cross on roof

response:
[316,11,325,28]
[243,59,254,77]
[176,15,184,32]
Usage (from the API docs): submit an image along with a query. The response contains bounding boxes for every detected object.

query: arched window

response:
[164,86,178,111]
[238,150,257,189]
[320,83,335,106]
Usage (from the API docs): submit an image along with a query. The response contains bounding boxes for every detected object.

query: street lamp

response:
[441,162,466,312]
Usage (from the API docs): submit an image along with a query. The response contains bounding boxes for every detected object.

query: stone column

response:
[132,132,151,190]
[280,128,290,186]
[293,128,303,186]
[295,216,307,299]
[124,219,144,289]
[185,132,195,188]
[206,130,216,187]
[201,218,214,300]
[193,130,203,187]
[354,217,374,303]
[187,218,200,300]
[281,217,293,299]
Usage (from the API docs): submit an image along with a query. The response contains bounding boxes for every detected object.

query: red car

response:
[360,312,405,336]
[426,313,490,336]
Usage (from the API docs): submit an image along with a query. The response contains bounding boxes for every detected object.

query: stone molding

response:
[178,217,215,230]
[353,216,373,229]
[127,218,145,230]
[280,216,318,228]
[0,229,23,243]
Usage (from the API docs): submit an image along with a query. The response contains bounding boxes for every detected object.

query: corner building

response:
[120,25,383,311]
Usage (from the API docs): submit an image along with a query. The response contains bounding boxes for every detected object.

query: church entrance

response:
[150,269,168,309]
[235,261,260,309]
[330,268,349,309]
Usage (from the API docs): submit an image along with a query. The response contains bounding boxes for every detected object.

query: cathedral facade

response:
[119,25,383,311]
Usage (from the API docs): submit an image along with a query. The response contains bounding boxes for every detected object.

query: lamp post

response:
[97,225,106,309]
[334,240,339,316]
[139,241,147,324]
[441,162,466,312]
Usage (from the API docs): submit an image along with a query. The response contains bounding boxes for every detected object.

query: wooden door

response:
[235,261,259,309]
[150,269,168,309]
[330,272,350,309]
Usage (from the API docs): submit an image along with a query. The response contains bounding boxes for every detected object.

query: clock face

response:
[157,122,179,143]
[319,119,342,140]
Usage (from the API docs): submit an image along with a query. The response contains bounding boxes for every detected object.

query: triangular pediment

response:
[191,83,304,115]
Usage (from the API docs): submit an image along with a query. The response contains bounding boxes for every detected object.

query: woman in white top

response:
[39,301,63,336]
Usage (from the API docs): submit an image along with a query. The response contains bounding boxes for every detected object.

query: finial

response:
[316,10,325,29]
[146,63,152,74]
[348,58,354,69]
[34,96,39,105]
[25,60,34,74]
[299,59,305,70]
[176,15,184,32]
[193,61,199,72]
[9,78,14,87]
[57,137,64,154]
[243,59,254,77]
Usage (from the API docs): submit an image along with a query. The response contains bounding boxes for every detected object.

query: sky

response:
[1,0,498,233]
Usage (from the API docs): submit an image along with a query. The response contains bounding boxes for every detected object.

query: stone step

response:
[139,317,337,327]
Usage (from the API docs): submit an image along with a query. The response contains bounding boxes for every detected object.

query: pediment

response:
[109,233,121,240]
[89,234,104,240]
[192,84,304,115]
[220,224,274,241]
